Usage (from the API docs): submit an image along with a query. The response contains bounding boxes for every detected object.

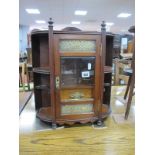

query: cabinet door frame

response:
[53,34,101,120]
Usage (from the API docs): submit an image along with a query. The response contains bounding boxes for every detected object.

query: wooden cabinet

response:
[31,19,114,128]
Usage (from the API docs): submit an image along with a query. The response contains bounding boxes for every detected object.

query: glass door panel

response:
[61,57,95,87]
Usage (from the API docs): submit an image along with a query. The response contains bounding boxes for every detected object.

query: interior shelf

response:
[35,85,50,91]
[33,67,50,74]
[61,98,94,103]
[104,66,112,73]
[104,83,111,87]
[36,107,53,122]
[61,85,94,89]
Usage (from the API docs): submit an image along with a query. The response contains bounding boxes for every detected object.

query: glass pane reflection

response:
[61,57,95,86]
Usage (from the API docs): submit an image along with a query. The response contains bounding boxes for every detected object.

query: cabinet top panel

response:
[31,30,114,37]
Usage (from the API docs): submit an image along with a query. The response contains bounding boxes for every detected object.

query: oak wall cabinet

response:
[31,19,113,128]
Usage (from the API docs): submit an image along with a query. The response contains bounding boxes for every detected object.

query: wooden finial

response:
[128,25,135,33]
[48,18,54,27]
[101,21,106,31]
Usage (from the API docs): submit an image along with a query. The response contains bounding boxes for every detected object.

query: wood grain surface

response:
[20,119,134,155]
[20,86,135,155]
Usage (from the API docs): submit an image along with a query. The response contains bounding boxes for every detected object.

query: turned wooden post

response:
[97,21,106,126]
[48,18,57,128]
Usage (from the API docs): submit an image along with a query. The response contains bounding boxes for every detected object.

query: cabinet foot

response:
[92,120,107,129]
[52,123,57,129]
[97,120,103,126]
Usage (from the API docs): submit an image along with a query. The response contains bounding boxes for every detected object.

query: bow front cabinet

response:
[31,20,113,127]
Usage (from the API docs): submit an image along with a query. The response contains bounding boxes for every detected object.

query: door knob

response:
[55,76,60,89]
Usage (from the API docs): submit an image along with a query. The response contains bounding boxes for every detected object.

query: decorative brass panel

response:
[61,103,93,115]
[59,40,96,52]
[61,88,93,100]
[70,92,84,99]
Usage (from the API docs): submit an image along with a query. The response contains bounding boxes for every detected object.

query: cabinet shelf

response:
[61,85,94,89]
[61,98,94,103]
[36,107,53,122]
[104,66,112,73]
[33,67,50,74]
[35,85,50,91]
[104,83,111,87]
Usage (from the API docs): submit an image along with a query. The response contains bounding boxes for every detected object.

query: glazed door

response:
[54,34,101,120]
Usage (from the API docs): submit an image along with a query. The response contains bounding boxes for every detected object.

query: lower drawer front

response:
[60,88,93,101]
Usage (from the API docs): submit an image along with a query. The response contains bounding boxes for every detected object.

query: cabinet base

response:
[37,104,111,126]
